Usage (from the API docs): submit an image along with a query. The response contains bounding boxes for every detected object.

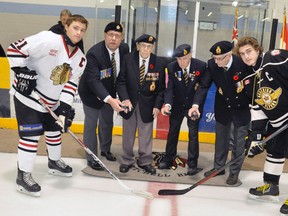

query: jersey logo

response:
[255,87,282,110]
[50,63,72,85]
[270,50,281,56]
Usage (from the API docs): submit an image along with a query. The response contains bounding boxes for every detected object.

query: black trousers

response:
[164,111,200,168]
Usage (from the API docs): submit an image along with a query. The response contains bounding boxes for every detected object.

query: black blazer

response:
[194,54,251,126]
[165,58,207,116]
[78,41,129,109]
[117,50,165,123]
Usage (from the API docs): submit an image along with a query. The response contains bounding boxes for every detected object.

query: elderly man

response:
[117,34,165,174]
[158,44,207,176]
[189,41,250,185]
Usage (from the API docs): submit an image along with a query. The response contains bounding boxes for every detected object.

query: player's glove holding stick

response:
[12,67,38,96]
[245,130,265,158]
[54,102,75,133]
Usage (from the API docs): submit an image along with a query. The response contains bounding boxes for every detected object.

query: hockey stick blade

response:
[158,153,245,196]
[131,189,154,200]
[31,92,154,200]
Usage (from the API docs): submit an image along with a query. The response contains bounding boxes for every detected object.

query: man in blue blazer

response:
[158,44,207,176]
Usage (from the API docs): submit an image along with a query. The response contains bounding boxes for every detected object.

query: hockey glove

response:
[12,67,38,96]
[55,102,75,133]
[245,130,265,158]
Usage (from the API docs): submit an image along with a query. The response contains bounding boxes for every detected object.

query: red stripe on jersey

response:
[7,48,28,57]
[64,85,76,92]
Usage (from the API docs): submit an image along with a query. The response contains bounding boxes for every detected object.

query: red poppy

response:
[195,71,200,76]
[233,75,239,80]
[149,64,154,69]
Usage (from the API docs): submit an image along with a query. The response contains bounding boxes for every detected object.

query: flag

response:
[280,7,288,50]
[232,7,238,48]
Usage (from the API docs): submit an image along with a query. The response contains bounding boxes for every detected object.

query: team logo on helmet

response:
[255,87,282,110]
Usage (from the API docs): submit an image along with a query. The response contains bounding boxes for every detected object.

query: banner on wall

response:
[198,83,216,132]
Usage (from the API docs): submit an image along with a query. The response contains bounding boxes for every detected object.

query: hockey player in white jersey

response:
[235,36,288,215]
[7,14,88,197]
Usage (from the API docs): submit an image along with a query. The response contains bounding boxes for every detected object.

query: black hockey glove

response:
[55,102,75,133]
[12,67,38,96]
[245,130,265,158]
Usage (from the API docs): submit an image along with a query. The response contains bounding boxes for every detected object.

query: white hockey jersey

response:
[7,31,86,112]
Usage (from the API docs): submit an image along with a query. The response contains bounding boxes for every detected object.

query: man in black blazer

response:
[158,44,207,176]
[78,22,129,170]
[117,34,165,174]
[189,41,251,185]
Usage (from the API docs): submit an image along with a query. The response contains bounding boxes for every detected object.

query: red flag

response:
[280,7,288,50]
[232,7,238,47]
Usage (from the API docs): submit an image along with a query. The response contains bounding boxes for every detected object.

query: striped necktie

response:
[139,59,146,85]
[183,68,188,86]
[111,52,117,83]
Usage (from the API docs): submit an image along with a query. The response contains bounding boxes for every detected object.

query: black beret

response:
[173,44,191,57]
[104,22,123,33]
[135,34,156,44]
[209,41,232,55]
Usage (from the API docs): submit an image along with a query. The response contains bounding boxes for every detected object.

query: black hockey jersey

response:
[242,49,288,128]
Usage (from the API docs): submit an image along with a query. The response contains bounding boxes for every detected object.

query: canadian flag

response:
[232,7,238,48]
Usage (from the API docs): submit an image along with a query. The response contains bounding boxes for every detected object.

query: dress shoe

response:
[87,161,104,171]
[158,161,172,169]
[138,164,156,174]
[119,164,132,173]
[187,167,198,176]
[226,174,239,185]
[101,151,116,161]
[204,168,225,178]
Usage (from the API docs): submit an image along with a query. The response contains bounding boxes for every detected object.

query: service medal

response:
[218,87,223,95]
[150,82,156,91]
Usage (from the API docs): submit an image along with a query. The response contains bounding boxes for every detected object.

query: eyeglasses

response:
[138,43,154,50]
[106,32,122,39]
[212,54,228,61]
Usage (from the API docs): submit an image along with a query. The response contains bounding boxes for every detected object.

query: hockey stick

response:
[158,153,245,196]
[158,122,288,196]
[31,92,154,200]
[256,122,288,149]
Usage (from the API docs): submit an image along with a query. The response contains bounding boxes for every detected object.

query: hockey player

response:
[6,14,88,197]
[235,36,288,215]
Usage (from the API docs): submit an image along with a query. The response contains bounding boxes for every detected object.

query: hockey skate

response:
[48,158,72,177]
[280,199,288,215]
[16,168,41,197]
[249,182,279,202]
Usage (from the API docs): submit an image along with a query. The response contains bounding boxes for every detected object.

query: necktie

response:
[183,68,188,86]
[111,53,117,83]
[223,66,228,71]
[139,59,146,85]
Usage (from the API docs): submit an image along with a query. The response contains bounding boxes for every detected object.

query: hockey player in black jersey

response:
[235,36,288,215]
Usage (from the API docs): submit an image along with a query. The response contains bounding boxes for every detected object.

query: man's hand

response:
[188,105,200,120]
[245,130,264,158]
[122,99,133,113]
[161,105,171,116]
[55,102,75,133]
[152,108,160,119]
[12,67,38,96]
[107,97,125,113]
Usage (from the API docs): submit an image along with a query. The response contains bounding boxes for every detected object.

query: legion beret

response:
[135,34,156,44]
[173,44,191,57]
[104,22,123,33]
[209,41,232,55]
